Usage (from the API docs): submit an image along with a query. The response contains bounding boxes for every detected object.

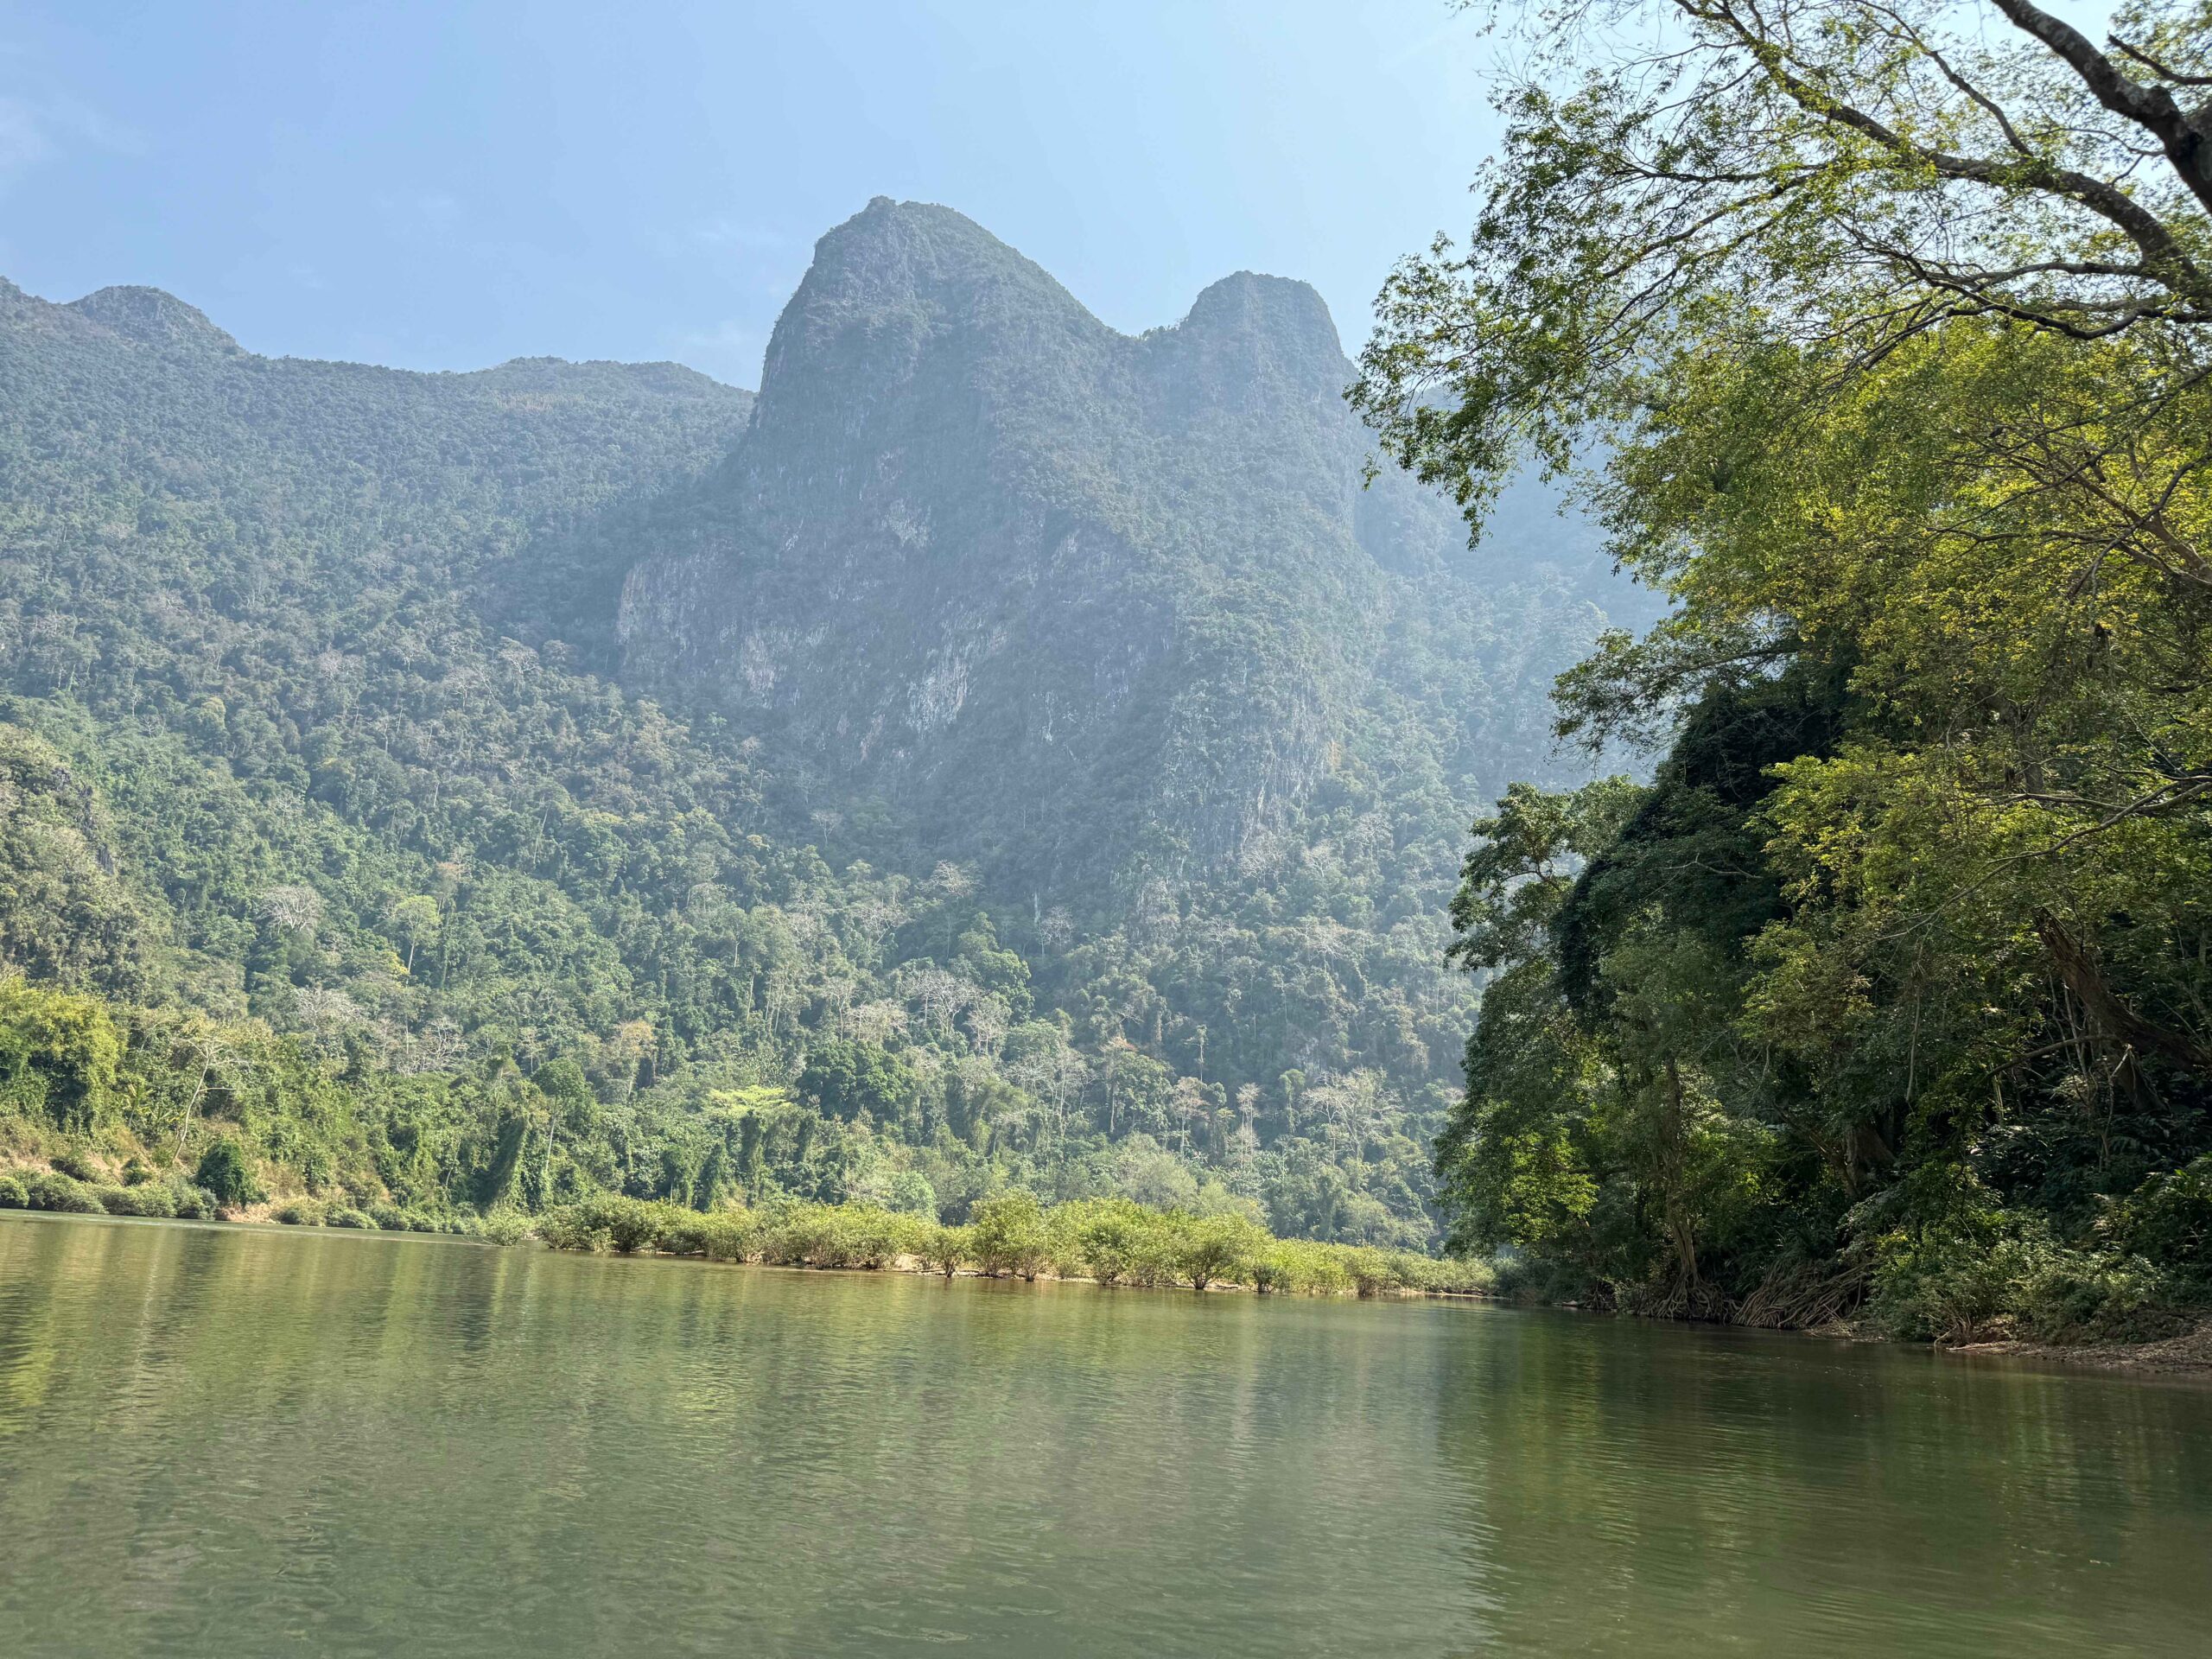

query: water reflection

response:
[2,1212,2207,1658]
[1433,1306,2212,1656]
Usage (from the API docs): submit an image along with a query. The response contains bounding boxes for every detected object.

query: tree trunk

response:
[2036,910,2212,1074]
[1661,1056,1700,1295]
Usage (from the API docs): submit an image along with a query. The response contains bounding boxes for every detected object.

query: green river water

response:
[2,1211,2208,1656]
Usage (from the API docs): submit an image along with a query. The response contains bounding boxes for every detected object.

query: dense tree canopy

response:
[0,208,1641,1247]
[1364,0,2212,1337]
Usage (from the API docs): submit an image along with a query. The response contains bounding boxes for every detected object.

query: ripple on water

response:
[1,1211,2208,1658]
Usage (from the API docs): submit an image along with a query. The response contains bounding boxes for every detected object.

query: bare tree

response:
[256,884,324,934]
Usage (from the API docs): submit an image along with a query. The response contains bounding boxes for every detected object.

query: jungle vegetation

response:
[0,211,1635,1250]
[530,1189,1494,1297]
[1357,0,2212,1340]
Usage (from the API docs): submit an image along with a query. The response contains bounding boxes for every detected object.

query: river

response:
[1,1211,2207,1656]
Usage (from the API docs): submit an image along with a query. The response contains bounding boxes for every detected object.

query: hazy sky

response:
[0,1,1505,385]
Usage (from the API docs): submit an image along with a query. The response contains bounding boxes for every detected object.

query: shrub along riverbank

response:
[534,1191,1496,1295]
[0,1157,537,1241]
[0,1161,1492,1297]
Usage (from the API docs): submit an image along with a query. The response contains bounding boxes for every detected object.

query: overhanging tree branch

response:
[1987,0,2212,213]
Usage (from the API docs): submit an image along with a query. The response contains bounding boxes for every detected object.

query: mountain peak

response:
[67,286,239,353]
[1159,270,1347,406]
[793,196,1089,319]
[751,198,1103,426]
[1182,270,1340,354]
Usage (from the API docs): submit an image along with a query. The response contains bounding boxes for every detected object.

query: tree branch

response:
[1679,0,2210,310]
[2109,36,2212,91]
[1988,0,2212,214]
[2035,909,2212,1075]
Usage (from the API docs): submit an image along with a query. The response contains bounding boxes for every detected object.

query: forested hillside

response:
[1363,0,2212,1338]
[0,214,1638,1243]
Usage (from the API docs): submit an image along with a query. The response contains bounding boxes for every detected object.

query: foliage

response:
[0,978,121,1133]
[531,1189,1491,1297]
[2112,1154,2212,1287]
[97,1181,178,1217]
[1363,0,2212,1334]
[971,1192,1054,1279]
[1872,1217,2177,1344]
[0,230,1645,1252]
[194,1140,264,1210]
[1176,1211,1272,1290]
[920,1223,974,1276]
[22,1170,103,1213]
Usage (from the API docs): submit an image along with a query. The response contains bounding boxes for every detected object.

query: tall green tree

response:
[1365,0,2212,1328]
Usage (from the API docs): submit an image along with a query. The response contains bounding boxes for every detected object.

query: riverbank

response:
[1630,1307,2212,1378]
[1947,1322,2212,1378]
[9,1194,2208,1371]
[0,1167,1496,1299]
[532,1192,1497,1298]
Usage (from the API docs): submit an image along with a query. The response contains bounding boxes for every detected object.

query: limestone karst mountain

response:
[613,199,1623,903]
[0,201,1648,1241]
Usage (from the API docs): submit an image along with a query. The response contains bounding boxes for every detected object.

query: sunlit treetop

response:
[1352,0,2212,520]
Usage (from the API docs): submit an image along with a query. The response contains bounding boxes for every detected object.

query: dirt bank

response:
[1948,1321,2212,1378]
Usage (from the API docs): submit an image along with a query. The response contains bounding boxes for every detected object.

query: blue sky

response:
[0,1,1503,385]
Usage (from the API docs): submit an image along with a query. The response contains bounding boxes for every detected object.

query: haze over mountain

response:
[0,199,1647,1243]
[612,199,1618,905]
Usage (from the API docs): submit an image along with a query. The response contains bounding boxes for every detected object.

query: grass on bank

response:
[535,1191,1497,1295]
[0,1164,1491,1297]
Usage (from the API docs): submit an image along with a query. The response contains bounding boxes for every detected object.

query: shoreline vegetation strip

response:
[10,1183,2210,1369]
[0,1174,1495,1298]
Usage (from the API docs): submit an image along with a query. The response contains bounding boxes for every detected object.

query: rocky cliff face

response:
[616,200,1613,901]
